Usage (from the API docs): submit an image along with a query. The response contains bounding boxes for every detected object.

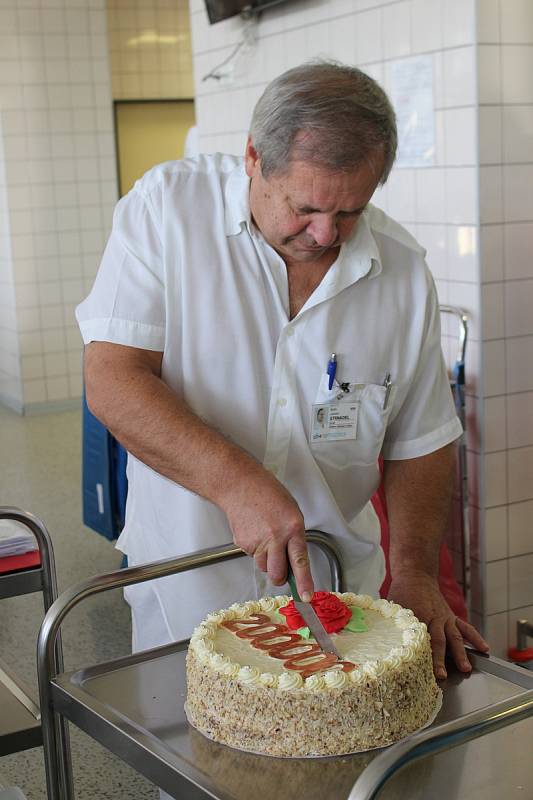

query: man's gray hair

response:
[249,60,397,184]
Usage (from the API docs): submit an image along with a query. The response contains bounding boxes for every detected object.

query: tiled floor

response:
[0,407,158,799]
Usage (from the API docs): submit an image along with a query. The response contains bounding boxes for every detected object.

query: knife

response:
[287,569,342,660]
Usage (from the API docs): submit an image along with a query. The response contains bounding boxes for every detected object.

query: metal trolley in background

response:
[0,508,73,798]
[440,305,470,611]
[38,532,533,800]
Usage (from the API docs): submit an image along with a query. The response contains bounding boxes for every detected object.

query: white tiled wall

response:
[0,112,22,411]
[0,0,117,412]
[476,0,533,658]
[188,0,533,658]
[107,0,194,99]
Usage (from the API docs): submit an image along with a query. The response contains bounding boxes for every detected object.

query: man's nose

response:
[307,215,338,247]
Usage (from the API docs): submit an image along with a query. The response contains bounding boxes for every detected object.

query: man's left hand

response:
[387,571,489,680]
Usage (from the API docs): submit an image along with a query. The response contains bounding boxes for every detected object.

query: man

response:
[77,61,488,682]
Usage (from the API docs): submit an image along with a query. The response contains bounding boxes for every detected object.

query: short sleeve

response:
[382,269,462,460]
[76,186,166,351]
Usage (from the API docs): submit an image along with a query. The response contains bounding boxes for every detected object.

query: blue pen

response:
[327,353,337,390]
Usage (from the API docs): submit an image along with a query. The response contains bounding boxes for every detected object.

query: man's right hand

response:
[218,467,314,602]
[85,341,314,600]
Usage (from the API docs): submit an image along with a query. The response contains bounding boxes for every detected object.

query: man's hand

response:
[388,571,489,679]
[85,342,314,600]
[218,468,314,602]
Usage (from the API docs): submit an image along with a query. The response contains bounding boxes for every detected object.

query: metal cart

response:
[38,534,533,800]
[0,508,73,797]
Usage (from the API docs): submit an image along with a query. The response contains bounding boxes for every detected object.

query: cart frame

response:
[37,530,343,800]
[0,508,73,797]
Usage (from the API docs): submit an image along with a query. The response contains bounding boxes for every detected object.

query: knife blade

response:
[287,569,342,659]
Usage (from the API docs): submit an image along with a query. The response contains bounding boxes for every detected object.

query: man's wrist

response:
[390,561,439,582]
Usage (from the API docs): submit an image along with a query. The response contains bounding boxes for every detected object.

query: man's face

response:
[244,137,383,264]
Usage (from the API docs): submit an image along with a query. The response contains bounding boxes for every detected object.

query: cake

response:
[186,591,441,757]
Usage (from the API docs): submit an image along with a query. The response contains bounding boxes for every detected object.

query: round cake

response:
[186,591,440,757]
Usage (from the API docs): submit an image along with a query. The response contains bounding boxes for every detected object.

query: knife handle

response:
[287,567,301,602]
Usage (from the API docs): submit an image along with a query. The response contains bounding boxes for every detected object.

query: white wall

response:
[188,0,533,656]
[474,0,533,658]
[107,0,194,99]
[0,112,22,411]
[0,0,117,412]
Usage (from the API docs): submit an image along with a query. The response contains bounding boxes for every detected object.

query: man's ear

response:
[244,135,260,177]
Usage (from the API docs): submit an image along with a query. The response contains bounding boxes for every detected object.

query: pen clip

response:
[383,373,392,410]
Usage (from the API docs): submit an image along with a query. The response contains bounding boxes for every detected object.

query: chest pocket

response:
[311,375,396,469]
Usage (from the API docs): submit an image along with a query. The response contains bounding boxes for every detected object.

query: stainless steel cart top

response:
[49,643,533,800]
[37,539,533,800]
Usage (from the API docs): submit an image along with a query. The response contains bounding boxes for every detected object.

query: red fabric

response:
[0,550,41,575]
[373,466,468,622]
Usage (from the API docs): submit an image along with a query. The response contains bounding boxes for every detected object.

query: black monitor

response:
[204,0,290,25]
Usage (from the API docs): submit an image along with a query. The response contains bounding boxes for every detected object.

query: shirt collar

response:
[223,162,382,281]
[336,207,383,283]
[224,159,251,236]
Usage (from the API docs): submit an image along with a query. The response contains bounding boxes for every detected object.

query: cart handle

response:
[349,659,533,800]
[37,528,342,686]
[0,506,59,613]
[439,304,468,367]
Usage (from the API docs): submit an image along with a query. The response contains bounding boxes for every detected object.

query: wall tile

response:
[484,505,508,561]
[501,45,533,103]
[443,46,476,106]
[447,225,478,282]
[500,0,533,43]
[508,500,533,557]
[479,166,503,224]
[485,450,508,506]
[383,1,411,59]
[480,224,504,282]
[444,108,477,166]
[502,106,533,164]
[506,392,533,450]
[486,559,509,613]
[479,106,502,165]
[504,280,533,338]
[507,445,533,504]
[443,0,475,47]
[503,165,533,222]
[22,378,47,404]
[504,223,533,280]
[386,168,416,223]
[506,335,533,393]
[415,169,446,223]
[482,282,505,340]
[45,375,70,401]
[478,44,501,103]
[411,0,443,52]
[477,0,500,43]
[509,553,533,608]
[445,167,478,224]
[483,395,507,452]
[485,612,508,658]
[418,224,447,279]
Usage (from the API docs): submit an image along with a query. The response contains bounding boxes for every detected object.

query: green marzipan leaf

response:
[297,626,311,639]
[344,608,368,633]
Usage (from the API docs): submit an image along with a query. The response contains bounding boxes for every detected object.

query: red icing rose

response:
[279,591,352,634]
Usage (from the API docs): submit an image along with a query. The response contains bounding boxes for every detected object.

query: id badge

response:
[311,402,359,442]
